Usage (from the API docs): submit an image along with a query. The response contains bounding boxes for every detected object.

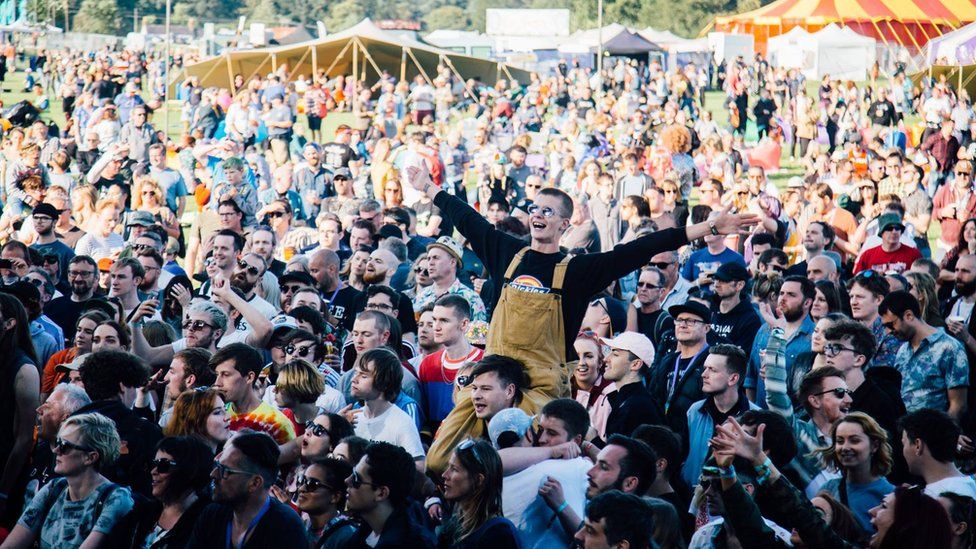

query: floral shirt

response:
[895,328,969,413]
[412,278,487,323]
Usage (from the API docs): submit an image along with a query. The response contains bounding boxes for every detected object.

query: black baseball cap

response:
[668,300,711,322]
[713,263,750,282]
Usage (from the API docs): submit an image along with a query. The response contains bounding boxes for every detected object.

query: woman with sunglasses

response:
[296,458,357,548]
[164,388,231,453]
[276,411,354,507]
[145,436,213,549]
[439,439,520,549]
[4,413,134,548]
[132,176,179,239]
[814,413,895,535]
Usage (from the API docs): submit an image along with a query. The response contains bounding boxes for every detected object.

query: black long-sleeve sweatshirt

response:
[434,191,689,358]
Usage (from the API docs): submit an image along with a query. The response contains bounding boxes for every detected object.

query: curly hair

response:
[661,125,692,154]
[79,349,149,400]
[815,412,893,478]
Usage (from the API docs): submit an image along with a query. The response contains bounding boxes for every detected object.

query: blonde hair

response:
[132,176,163,210]
[61,413,122,470]
[277,359,325,404]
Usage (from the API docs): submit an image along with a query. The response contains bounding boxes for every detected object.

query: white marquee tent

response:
[767,23,876,80]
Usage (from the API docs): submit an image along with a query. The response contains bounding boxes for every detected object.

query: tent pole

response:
[287,46,312,81]
[272,53,278,74]
[197,59,221,88]
[243,55,272,86]
[226,55,235,98]
[352,40,359,116]
[440,54,475,101]
[355,38,384,81]
[406,47,434,86]
[400,49,407,83]
[312,46,318,80]
[960,65,964,93]
[322,41,352,78]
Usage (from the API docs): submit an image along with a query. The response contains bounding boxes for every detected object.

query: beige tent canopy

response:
[175,19,531,99]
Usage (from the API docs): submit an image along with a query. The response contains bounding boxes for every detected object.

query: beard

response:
[957,278,976,298]
[362,270,388,285]
[782,305,806,323]
[231,272,256,294]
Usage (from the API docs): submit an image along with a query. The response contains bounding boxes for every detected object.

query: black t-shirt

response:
[328,284,361,331]
[636,309,665,345]
[320,142,358,170]
[869,100,896,126]
[44,296,89,345]
[414,200,451,238]
[435,192,689,359]
[186,498,308,549]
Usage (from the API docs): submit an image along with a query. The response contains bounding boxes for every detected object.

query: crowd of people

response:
[0,39,973,549]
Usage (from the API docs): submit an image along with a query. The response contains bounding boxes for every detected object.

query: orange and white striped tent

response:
[711,0,976,54]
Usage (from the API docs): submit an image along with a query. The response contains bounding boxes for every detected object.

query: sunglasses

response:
[297,475,335,492]
[237,260,260,276]
[132,243,153,252]
[212,461,254,479]
[182,319,214,332]
[527,204,557,218]
[266,211,286,218]
[456,374,474,389]
[54,438,93,455]
[349,469,379,489]
[304,420,331,438]
[42,254,59,265]
[286,344,315,358]
[637,282,663,289]
[957,172,973,177]
[414,268,429,276]
[648,261,672,269]
[26,278,44,288]
[815,387,853,399]
[151,458,178,473]
[280,284,303,294]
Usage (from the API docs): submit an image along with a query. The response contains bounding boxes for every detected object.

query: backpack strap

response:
[93,482,119,518]
[37,478,69,529]
[316,517,359,548]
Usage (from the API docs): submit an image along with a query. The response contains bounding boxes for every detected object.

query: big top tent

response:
[711,0,976,55]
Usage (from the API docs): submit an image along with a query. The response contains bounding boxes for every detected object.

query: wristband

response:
[718,465,736,480]
[555,501,569,514]
[708,220,719,235]
[424,497,442,510]
[753,456,773,485]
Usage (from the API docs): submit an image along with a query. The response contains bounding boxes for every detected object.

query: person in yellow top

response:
[405,163,759,473]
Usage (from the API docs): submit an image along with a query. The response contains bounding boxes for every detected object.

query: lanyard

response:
[226,496,271,549]
[667,345,708,410]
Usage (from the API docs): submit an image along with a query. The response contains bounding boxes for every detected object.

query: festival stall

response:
[926,21,976,66]
[767,24,877,80]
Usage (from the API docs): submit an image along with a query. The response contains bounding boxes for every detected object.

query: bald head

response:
[807,255,837,283]
[308,248,341,291]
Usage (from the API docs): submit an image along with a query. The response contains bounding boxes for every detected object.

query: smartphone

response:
[0,259,12,269]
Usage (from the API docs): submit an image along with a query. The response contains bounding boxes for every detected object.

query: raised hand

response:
[713,203,761,235]
[711,417,766,465]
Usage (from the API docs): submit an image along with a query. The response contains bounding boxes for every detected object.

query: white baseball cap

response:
[600,331,655,366]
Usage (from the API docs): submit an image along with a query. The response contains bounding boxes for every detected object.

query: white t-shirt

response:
[354,404,425,459]
[237,295,278,333]
[924,475,976,499]
[502,457,591,549]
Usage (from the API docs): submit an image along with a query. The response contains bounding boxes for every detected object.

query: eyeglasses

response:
[32,215,53,222]
[637,282,663,289]
[304,420,331,438]
[286,344,315,358]
[237,260,260,277]
[823,343,859,357]
[68,270,94,278]
[674,317,706,326]
[54,438,94,455]
[366,302,393,311]
[527,204,557,218]
[349,469,379,489]
[182,319,214,332]
[297,475,335,492]
[151,458,178,473]
[213,460,255,479]
[815,387,853,399]
[648,261,672,269]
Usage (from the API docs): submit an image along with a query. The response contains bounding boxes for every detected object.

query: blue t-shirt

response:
[681,247,746,282]
[823,477,894,533]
